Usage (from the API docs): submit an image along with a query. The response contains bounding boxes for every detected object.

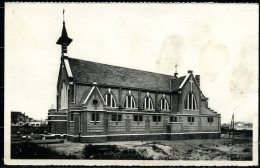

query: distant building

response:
[234,122,252,130]
[11,111,39,127]
[244,123,253,130]
[28,121,42,127]
[11,111,24,126]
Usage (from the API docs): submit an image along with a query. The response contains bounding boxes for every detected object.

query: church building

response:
[47,15,221,142]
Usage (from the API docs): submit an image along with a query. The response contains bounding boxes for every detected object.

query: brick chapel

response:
[47,14,221,142]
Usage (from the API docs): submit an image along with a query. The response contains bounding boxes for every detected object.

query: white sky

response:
[5,3,258,124]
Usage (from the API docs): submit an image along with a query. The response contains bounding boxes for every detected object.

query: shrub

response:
[243,148,251,153]
[11,142,76,159]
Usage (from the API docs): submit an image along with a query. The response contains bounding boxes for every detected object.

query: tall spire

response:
[56,9,73,55]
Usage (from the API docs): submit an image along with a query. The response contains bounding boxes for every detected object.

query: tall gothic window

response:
[104,92,116,107]
[159,97,169,110]
[143,96,153,109]
[124,94,136,108]
[184,93,197,110]
[60,82,68,109]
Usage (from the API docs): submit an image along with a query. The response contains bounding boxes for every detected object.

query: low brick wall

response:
[107,134,167,141]
[67,132,220,143]
[168,133,220,140]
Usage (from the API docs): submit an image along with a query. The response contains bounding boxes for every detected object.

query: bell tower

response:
[56,9,73,55]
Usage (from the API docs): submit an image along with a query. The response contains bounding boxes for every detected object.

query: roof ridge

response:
[68,57,186,78]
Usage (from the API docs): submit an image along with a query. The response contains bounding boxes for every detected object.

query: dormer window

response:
[104,92,116,107]
[159,97,169,110]
[184,93,197,110]
[143,96,153,109]
[124,94,136,108]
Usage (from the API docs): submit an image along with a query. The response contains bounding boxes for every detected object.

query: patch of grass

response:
[82,144,152,160]
[11,142,77,159]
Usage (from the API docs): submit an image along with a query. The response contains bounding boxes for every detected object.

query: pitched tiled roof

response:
[68,57,186,92]
[201,108,218,116]
[171,76,186,91]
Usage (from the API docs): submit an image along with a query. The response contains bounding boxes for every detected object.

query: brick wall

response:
[74,83,171,112]
[57,62,70,110]
[200,116,219,132]
[65,74,220,139]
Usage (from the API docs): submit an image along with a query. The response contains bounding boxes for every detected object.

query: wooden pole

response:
[232,114,234,144]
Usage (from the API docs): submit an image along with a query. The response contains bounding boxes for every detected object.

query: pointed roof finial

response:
[174,64,178,77]
[56,9,73,55]
[63,9,65,23]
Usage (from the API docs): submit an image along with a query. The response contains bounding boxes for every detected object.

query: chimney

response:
[188,70,193,74]
[195,75,200,86]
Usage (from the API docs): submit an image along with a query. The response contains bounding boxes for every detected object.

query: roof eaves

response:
[82,86,95,104]
[64,58,73,78]
[178,73,190,89]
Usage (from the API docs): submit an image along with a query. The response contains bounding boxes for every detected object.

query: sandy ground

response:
[41,138,252,160]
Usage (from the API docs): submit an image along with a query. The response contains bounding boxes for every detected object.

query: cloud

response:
[199,41,229,82]
[229,36,258,97]
[156,34,185,72]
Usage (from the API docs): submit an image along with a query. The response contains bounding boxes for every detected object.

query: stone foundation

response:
[67,132,220,143]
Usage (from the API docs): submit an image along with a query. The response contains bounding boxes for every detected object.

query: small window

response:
[118,114,122,121]
[153,115,156,122]
[139,115,143,121]
[91,113,100,121]
[170,116,178,122]
[153,115,161,122]
[188,116,194,123]
[133,114,143,122]
[92,99,99,106]
[70,113,74,121]
[111,114,122,121]
[133,115,138,121]
[208,117,214,123]
[111,114,117,121]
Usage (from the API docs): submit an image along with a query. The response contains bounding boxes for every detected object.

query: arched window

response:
[159,97,169,110]
[184,93,197,110]
[124,94,136,108]
[104,92,116,107]
[60,82,68,109]
[142,96,153,109]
